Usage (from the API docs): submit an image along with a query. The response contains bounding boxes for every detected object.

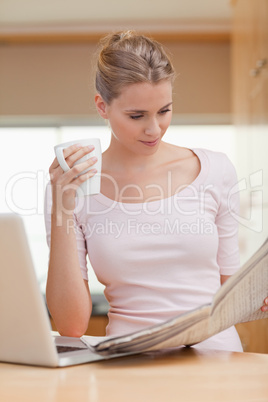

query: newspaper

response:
[82,238,268,356]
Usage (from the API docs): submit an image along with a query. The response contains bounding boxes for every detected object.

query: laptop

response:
[0,213,110,367]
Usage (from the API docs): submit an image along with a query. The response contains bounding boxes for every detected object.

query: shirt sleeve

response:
[44,183,89,280]
[215,154,240,276]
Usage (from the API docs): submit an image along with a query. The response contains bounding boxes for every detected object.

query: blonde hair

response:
[95,31,175,104]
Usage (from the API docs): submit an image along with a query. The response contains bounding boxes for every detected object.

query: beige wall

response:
[0,40,231,123]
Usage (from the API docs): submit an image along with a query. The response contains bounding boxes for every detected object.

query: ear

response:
[95,94,109,119]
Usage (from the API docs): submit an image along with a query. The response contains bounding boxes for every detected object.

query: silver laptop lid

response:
[0,214,59,367]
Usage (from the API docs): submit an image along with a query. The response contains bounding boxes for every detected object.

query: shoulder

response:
[193,148,239,196]
[162,142,200,177]
[162,142,199,167]
[193,147,230,163]
[193,148,237,176]
[163,143,232,168]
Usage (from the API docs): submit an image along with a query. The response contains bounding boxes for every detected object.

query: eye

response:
[130,114,143,120]
[159,108,171,115]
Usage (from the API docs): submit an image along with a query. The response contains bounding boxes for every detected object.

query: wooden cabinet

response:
[50,315,108,336]
[248,1,268,134]
[232,0,268,210]
[232,0,268,354]
[236,320,268,353]
[232,0,268,208]
[232,0,268,127]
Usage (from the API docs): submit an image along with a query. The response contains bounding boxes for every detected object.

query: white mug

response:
[54,138,102,196]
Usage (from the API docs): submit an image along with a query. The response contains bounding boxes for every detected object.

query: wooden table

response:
[0,348,268,402]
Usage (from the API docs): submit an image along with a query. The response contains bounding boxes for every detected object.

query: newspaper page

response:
[94,305,211,356]
[144,315,211,352]
[208,239,268,336]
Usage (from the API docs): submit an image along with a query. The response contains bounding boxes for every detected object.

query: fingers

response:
[71,167,98,187]
[49,144,95,173]
[64,156,98,183]
[261,297,268,312]
[49,144,81,170]
[49,143,98,193]
[64,145,95,170]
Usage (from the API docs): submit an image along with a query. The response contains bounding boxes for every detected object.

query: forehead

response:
[113,81,173,110]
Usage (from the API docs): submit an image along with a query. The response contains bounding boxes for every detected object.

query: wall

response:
[0,40,231,124]
[231,0,268,263]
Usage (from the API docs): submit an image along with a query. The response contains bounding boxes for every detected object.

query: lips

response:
[140,138,159,147]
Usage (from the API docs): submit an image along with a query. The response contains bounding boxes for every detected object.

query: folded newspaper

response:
[83,238,268,356]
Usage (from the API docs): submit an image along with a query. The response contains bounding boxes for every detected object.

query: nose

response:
[144,117,161,137]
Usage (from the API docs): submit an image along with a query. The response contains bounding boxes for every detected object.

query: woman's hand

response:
[49,144,98,212]
[261,297,268,312]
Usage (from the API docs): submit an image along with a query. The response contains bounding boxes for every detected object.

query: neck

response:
[103,136,165,173]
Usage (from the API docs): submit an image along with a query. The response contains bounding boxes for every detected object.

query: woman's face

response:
[96,80,173,156]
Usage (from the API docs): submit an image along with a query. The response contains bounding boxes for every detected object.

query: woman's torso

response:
[75,147,226,336]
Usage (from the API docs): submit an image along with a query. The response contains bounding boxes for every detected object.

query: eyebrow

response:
[125,102,173,113]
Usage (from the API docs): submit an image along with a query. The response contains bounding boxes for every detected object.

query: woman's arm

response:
[220,275,230,285]
[46,211,92,337]
[46,144,97,337]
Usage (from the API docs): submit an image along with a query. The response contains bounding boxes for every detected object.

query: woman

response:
[45,31,268,352]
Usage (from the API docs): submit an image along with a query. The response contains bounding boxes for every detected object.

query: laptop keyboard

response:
[56,345,88,354]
